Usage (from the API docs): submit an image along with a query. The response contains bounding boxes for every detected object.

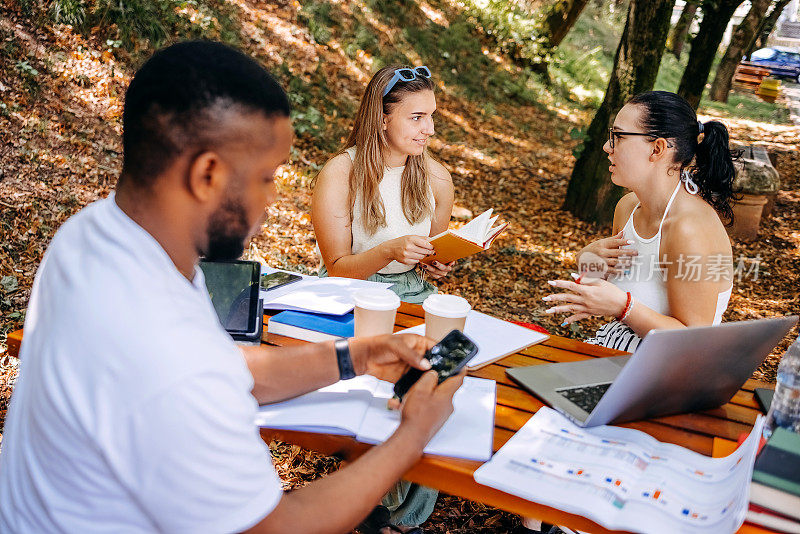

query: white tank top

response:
[593,182,732,351]
[346,147,434,275]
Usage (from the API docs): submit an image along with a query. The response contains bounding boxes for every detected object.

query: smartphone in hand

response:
[393,330,478,401]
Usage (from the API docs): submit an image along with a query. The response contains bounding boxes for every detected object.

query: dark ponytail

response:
[693,120,737,224]
[627,91,738,224]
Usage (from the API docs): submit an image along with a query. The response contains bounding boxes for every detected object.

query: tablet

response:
[199,260,261,339]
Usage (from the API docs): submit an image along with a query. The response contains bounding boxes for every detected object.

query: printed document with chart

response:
[474,407,764,534]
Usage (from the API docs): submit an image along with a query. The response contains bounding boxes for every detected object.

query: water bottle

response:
[763,337,800,439]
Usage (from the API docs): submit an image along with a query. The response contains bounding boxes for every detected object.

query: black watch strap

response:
[335,338,355,380]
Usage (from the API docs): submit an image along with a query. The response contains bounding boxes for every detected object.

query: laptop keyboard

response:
[557,383,612,413]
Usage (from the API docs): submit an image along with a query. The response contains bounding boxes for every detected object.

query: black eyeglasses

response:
[607,127,659,151]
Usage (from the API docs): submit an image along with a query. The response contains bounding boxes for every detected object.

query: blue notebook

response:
[268,311,355,342]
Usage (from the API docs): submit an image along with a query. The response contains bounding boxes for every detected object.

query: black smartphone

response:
[393,330,478,401]
[260,271,303,291]
[754,387,774,413]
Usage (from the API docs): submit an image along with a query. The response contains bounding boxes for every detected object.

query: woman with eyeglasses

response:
[312,65,455,306]
[542,90,736,355]
[312,65,452,533]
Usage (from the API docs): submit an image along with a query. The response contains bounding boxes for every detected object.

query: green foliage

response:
[459,0,550,66]
[91,0,170,45]
[15,60,39,78]
[653,51,687,92]
[0,276,18,311]
[702,92,791,124]
[41,0,241,53]
[283,66,340,147]
[547,4,627,107]
[298,2,334,45]
[292,105,325,136]
[49,0,85,27]
[14,59,41,96]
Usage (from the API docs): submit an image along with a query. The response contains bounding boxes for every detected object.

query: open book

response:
[422,208,508,264]
[255,376,496,462]
[474,407,765,534]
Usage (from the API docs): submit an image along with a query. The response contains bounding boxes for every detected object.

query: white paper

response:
[256,376,497,462]
[397,311,548,369]
[474,407,764,534]
[452,208,494,244]
[260,271,394,316]
[255,375,380,435]
[356,377,496,461]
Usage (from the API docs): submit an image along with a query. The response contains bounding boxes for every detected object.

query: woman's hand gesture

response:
[384,235,435,266]
[543,276,629,326]
[578,231,637,278]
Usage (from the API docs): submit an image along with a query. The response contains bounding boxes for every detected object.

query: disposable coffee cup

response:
[353,288,401,337]
[422,294,471,342]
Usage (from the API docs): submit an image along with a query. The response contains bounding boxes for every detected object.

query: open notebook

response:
[422,209,508,264]
[397,311,548,369]
[255,376,496,462]
[259,267,393,315]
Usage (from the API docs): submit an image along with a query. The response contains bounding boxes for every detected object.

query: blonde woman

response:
[312,65,455,305]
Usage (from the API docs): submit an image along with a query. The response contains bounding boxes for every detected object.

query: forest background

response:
[0,0,798,531]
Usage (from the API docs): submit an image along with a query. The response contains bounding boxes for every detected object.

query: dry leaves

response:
[0,3,798,532]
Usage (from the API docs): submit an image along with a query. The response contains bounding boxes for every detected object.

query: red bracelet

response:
[616,292,633,322]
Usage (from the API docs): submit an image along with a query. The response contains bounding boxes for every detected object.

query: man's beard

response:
[203,196,250,261]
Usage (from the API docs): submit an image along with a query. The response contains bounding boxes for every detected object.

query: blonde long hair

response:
[343,65,435,235]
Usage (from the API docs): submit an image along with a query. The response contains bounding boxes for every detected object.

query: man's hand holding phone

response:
[348,334,434,383]
[392,369,465,449]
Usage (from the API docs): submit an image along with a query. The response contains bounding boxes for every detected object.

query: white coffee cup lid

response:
[352,288,401,311]
[422,294,471,318]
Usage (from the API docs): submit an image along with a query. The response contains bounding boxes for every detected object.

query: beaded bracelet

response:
[617,292,633,322]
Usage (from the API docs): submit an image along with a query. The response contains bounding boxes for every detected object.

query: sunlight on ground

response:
[698,112,799,150]
[418,0,450,26]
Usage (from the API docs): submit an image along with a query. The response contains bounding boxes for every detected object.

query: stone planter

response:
[727,145,780,241]
[729,194,769,242]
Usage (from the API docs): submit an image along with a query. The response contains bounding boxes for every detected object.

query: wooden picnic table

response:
[5,303,772,533]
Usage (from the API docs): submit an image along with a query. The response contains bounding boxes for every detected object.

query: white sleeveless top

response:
[589,182,732,352]
[346,147,434,275]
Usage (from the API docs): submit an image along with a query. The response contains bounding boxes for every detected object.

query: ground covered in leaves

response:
[1,2,799,532]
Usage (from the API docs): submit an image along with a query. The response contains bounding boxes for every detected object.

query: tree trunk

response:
[542,0,591,48]
[670,1,699,59]
[750,0,791,54]
[563,0,676,225]
[709,0,773,103]
[676,0,745,110]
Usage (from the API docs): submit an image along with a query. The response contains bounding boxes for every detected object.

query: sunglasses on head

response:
[383,66,432,97]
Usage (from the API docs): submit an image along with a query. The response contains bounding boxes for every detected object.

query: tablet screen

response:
[199,260,261,335]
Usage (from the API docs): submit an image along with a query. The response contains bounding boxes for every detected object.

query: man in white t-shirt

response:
[0,41,462,534]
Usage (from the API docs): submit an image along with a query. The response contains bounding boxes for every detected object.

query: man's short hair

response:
[121,41,290,186]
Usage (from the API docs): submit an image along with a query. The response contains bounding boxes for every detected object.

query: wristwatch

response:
[335,338,355,380]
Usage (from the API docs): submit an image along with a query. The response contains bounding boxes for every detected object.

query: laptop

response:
[507,316,797,427]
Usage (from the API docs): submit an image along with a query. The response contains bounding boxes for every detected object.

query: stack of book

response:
[267,310,354,342]
[747,427,800,533]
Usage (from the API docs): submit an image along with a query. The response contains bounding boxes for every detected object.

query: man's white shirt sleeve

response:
[110,370,283,533]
